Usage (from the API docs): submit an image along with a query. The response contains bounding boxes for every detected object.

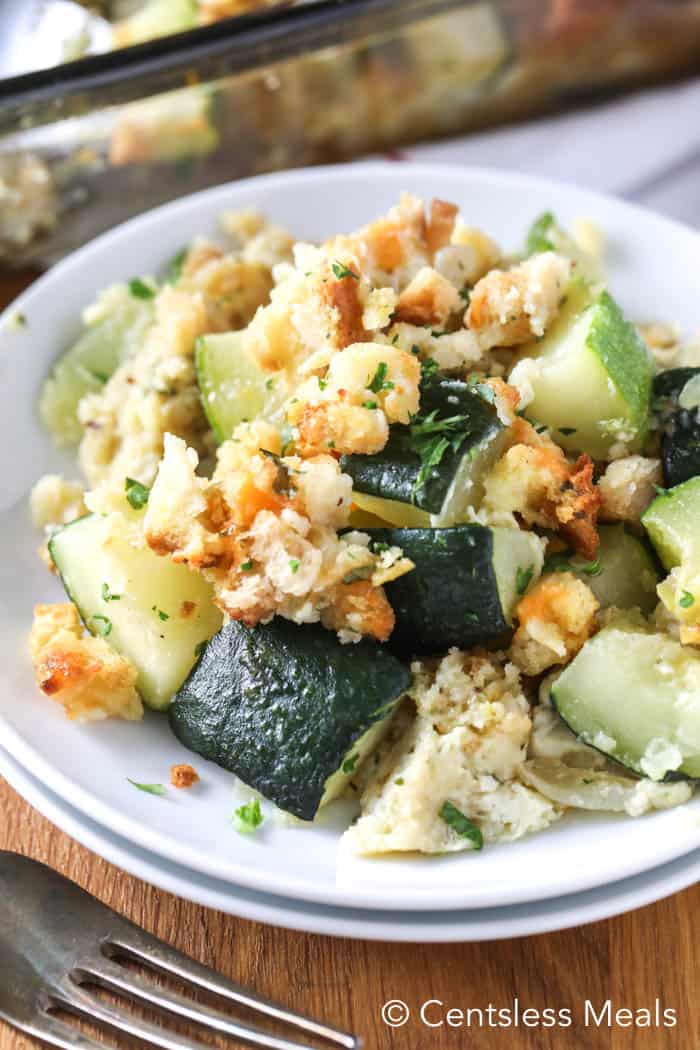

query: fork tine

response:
[107,929,360,1049]
[9,1013,107,1050]
[54,984,218,1050]
[75,958,317,1050]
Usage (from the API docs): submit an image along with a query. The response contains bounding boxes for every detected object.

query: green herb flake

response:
[342,754,359,776]
[558,427,577,436]
[240,560,254,572]
[125,477,150,510]
[459,287,471,304]
[91,614,112,637]
[516,564,535,596]
[420,357,439,381]
[327,440,336,449]
[368,361,395,394]
[152,605,169,622]
[680,590,695,609]
[372,541,389,555]
[542,551,573,574]
[395,777,405,786]
[232,798,264,835]
[525,211,556,256]
[439,800,483,850]
[332,261,359,281]
[580,557,602,577]
[362,400,379,410]
[408,409,470,500]
[101,582,121,603]
[166,247,188,284]
[128,779,166,797]
[317,376,328,391]
[289,558,301,574]
[265,377,275,390]
[128,277,156,300]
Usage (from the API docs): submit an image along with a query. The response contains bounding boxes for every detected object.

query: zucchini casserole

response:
[28,195,700,854]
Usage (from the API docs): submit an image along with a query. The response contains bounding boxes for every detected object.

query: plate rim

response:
[2,742,699,943]
[4,160,700,911]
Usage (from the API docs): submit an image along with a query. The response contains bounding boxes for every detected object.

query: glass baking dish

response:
[1,0,700,268]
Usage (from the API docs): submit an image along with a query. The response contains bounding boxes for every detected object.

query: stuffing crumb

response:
[509,573,599,676]
[29,603,142,722]
[598,456,662,524]
[170,763,200,789]
[30,474,86,531]
[344,649,561,855]
[466,252,571,349]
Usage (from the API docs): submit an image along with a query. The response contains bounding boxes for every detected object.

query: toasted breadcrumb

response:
[509,573,599,676]
[29,603,142,722]
[170,763,200,789]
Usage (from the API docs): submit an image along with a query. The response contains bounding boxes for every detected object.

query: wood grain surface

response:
[1,273,698,1050]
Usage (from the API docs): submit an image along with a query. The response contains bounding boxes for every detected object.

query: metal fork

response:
[0,851,360,1050]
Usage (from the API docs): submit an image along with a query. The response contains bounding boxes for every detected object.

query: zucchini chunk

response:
[653,367,700,488]
[366,525,544,654]
[511,286,653,459]
[169,619,412,820]
[341,376,508,528]
[552,624,700,779]
[543,525,659,614]
[50,515,222,710]
[195,332,290,443]
[39,292,155,446]
[642,477,700,571]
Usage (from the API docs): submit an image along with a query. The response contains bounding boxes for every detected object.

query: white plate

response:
[2,743,700,943]
[2,162,700,913]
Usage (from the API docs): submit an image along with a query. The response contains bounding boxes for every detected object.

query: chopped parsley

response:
[125,477,150,510]
[558,427,577,436]
[525,211,556,255]
[368,361,395,394]
[240,560,254,572]
[265,377,275,390]
[680,590,695,609]
[342,754,359,775]
[420,356,439,381]
[128,277,155,300]
[327,440,335,449]
[128,780,166,797]
[331,261,359,281]
[152,606,169,622]
[459,287,471,304]
[408,410,470,499]
[232,798,264,835]
[580,556,602,577]
[439,800,483,850]
[371,541,389,555]
[395,777,405,786]
[194,640,208,659]
[317,376,328,391]
[166,247,188,283]
[101,582,121,602]
[289,558,301,574]
[91,614,112,637]
[516,564,535,595]
[543,550,602,577]
[362,400,379,410]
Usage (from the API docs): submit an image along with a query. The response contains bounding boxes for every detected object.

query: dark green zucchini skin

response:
[653,368,700,488]
[168,619,411,820]
[367,526,508,656]
[340,377,501,514]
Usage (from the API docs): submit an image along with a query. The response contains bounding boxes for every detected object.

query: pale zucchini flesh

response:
[49,514,222,711]
[552,625,700,780]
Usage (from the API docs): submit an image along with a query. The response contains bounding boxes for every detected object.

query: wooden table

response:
[1,273,698,1050]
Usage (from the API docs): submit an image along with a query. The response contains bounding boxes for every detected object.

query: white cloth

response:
[396,76,700,228]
